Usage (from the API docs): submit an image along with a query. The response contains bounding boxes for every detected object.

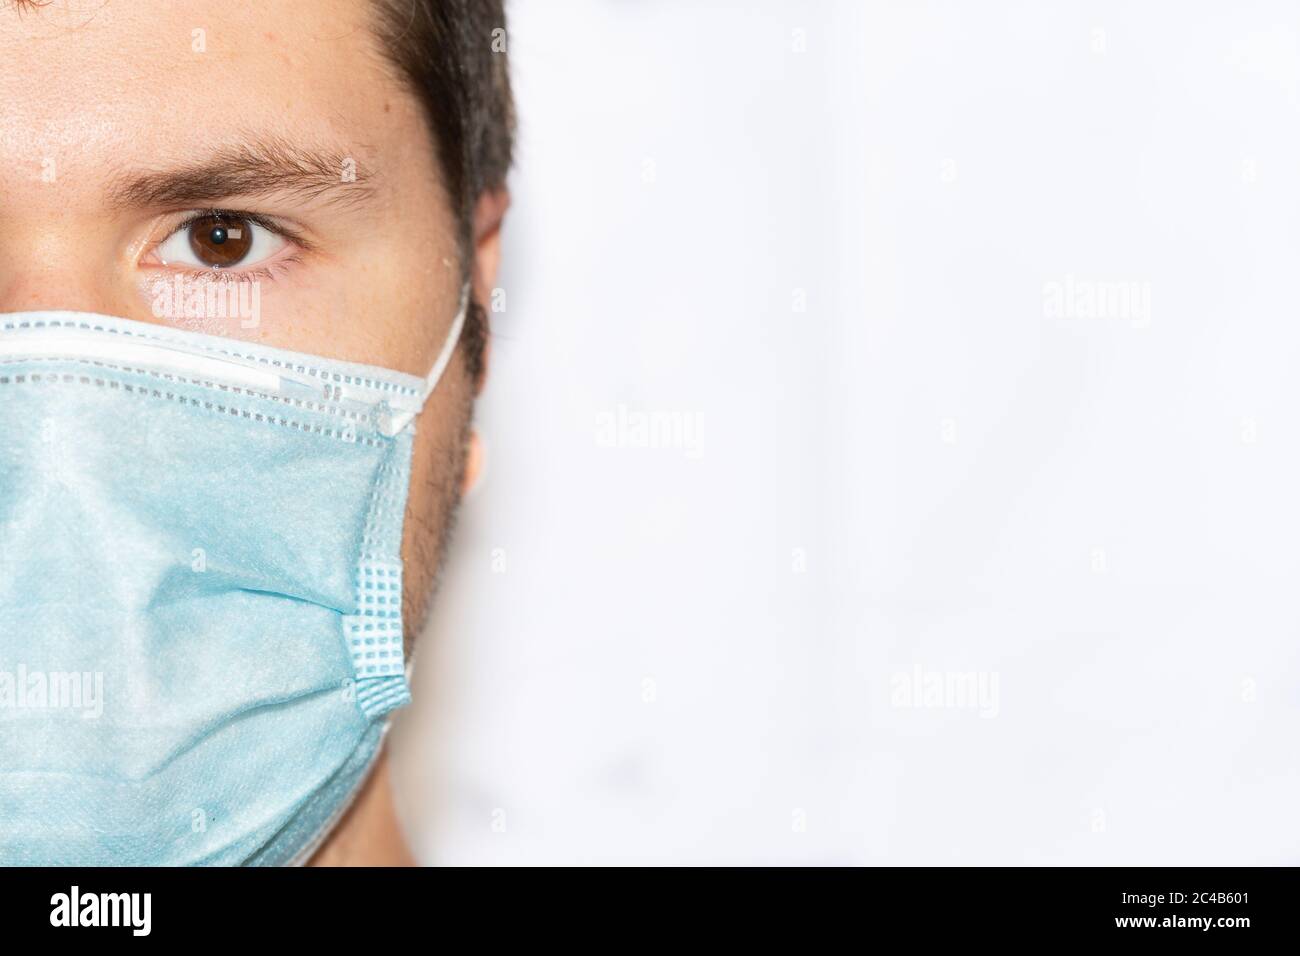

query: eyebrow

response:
[108,136,376,211]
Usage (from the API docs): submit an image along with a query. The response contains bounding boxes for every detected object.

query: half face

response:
[0,0,475,637]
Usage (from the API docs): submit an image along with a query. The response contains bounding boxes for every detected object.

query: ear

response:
[470,186,510,392]
[461,428,485,497]
[460,187,509,497]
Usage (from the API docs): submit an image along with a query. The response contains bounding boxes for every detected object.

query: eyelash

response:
[153,207,309,281]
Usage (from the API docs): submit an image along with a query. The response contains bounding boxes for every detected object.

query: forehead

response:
[0,0,411,189]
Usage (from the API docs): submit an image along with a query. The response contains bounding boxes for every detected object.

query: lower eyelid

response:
[138,254,304,293]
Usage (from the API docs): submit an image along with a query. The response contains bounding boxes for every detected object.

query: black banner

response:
[0,866,1289,944]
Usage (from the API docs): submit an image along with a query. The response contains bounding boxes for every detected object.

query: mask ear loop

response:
[383,284,470,436]
[420,283,470,404]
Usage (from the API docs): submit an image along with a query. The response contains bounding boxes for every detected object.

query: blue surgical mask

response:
[0,291,467,865]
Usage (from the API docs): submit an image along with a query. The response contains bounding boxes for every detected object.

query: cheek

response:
[399,365,472,650]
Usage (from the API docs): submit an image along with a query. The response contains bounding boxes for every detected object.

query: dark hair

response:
[373,0,516,383]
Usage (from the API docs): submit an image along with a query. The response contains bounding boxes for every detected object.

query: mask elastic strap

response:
[421,283,470,404]
[383,284,470,436]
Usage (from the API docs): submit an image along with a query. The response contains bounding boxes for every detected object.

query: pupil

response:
[209,226,227,245]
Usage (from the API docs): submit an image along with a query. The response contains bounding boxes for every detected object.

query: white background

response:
[391,0,1300,865]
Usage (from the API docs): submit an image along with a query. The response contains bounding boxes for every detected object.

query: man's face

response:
[0,0,472,635]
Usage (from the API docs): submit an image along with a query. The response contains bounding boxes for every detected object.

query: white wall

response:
[392,0,1300,865]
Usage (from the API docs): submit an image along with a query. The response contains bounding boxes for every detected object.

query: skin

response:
[0,0,506,864]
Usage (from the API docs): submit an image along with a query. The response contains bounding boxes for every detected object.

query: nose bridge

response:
[0,90,139,316]
[0,215,126,317]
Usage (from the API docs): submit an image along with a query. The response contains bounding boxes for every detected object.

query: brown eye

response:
[187,214,253,268]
